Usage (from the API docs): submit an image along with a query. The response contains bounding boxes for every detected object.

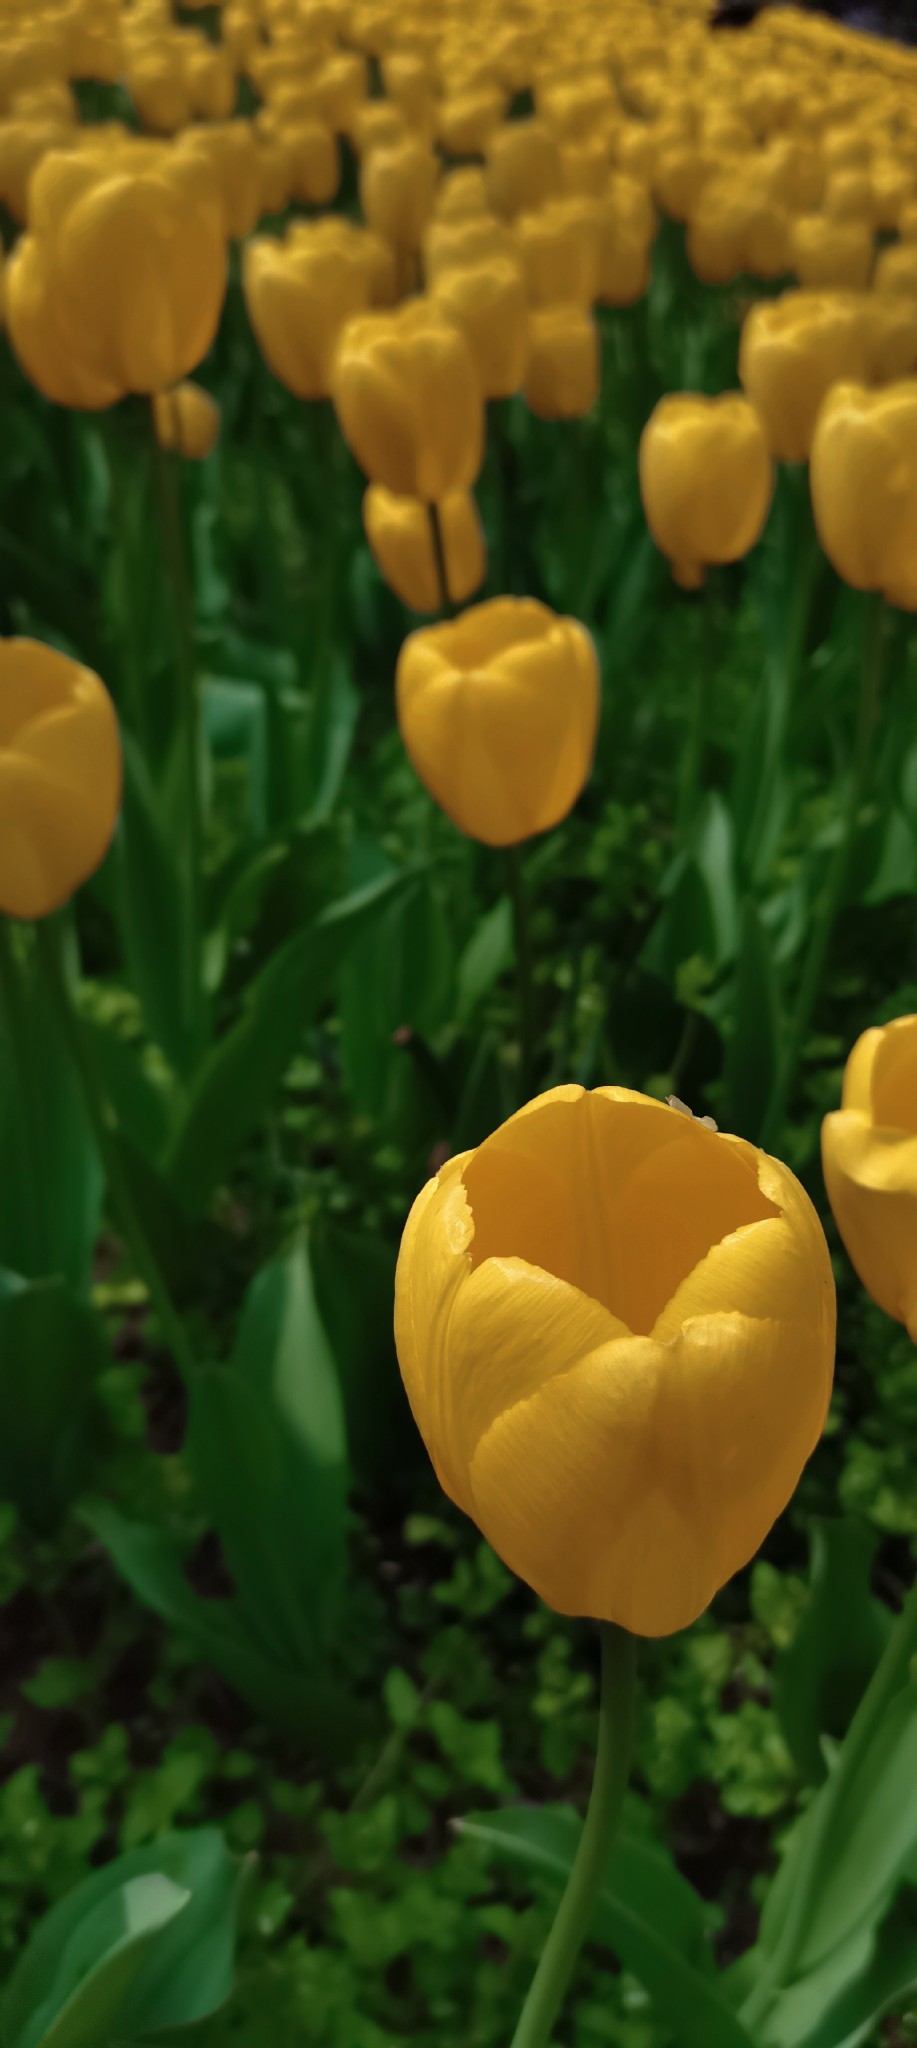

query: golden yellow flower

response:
[823,1017,917,1336]
[524,303,600,420]
[0,638,122,920]
[395,597,599,846]
[153,380,220,460]
[738,288,870,463]
[639,393,773,590]
[809,381,917,608]
[396,1087,835,1636]
[363,486,486,613]
[332,298,483,499]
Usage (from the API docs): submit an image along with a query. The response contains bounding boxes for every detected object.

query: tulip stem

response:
[149,407,204,1060]
[35,915,196,1390]
[504,846,536,1103]
[508,1624,638,2048]
[428,501,456,617]
[0,921,46,1272]
[741,1565,917,2029]
[760,592,886,1151]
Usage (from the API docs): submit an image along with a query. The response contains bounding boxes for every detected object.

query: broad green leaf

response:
[84,1502,353,1748]
[11,1873,188,2048]
[0,931,101,1294]
[722,902,780,1145]
[165,867,414,1213]
[459,1803,753,2048]
[339,872,453,1119]
[202,676,270,835]
[3,1829,243,2048]
[455,897,513,1028]
[116,737,198,1081]
[763,1892,917,2048]
[0,1278,108,1531]
[773,1520,892,1785]
[310,1218,413,1494]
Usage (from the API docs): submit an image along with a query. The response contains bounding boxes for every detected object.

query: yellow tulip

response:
[791,212,873,290]
[127,46,189,134]
[7,143,226,405]
[438,87,505,157]
[184,42,236,123]
[857,291,917,380]
[153,380,220,460]
[824,168,874,223]
[0,638,122,920]
[809,381,917,608]
[516,198,598,307]
[486,117,563,220]
[181,120,263,239]
[738,289,870,462]
[434,165,491,221]
[524,304,600,420]
[423,213,516,284]
[243,218,372,401]
[363,486,486,613]
[432,258,528,400]
[395,597,599,846]
[874,242,917,301]
[822,1016,917,1336]
[639,394,774,591]
[360,134,438,251]
[687,177,788,287]
[332,299,483,499]
[395,1085,835,1636]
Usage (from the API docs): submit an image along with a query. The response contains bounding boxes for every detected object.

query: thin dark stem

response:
[504,845,536,1103]
[428,501,457,618]
[509,1626,638,2048]
[149,403,203,1055]
[760,593,886,1152]
[35,916,196,1389]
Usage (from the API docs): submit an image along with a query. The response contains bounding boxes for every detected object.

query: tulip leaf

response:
[722,900,780,1145]
[773,1519,892,1785]
[0,1277,108,1532]
[455,896,513,1028]
[84,1500,355,1749]
[2,1828,245,2048]
[0,931,102,1294]
[459,1802,754,2048]
[309,1217,414,1496]
[340,866,454,1119]
[117,736,200,1083]
[165,866,415,1214]
[760,1892,917,2048]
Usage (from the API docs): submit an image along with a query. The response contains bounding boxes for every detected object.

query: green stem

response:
[760,593,886,1153]
[677,607,713,837]
[504,845,536,1104]
[149,403,203,1056]
[0,922,46,1271]
[34,916,196,1389]
[428,500,457,618]
[509,1625,638,2048]
[746,471,821,885]
[742,1568,917,2028]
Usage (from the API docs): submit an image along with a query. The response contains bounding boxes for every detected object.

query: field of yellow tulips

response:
[3,0,917,2043]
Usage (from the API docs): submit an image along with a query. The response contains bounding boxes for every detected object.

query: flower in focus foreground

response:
[395,597,599,846]
[0,639,122,920]
[332,298,484,499]
[810,382,917,609]
[396,1087,835,1636]
[639,392,773,590]
[823,1016,917,1337]
[153,380,220,460]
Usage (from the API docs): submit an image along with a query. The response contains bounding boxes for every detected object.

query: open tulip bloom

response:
[396,1084,836,2045]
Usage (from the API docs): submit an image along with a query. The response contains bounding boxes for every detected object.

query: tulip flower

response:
[0,638,122,920]
[7,142,226,406]
[809,382,917,609]
[153,380,220,460]
[524,304,600,420]
[874,242,917,301]
[395,597,599,846]
[432,258,529,400]
[738,289,870,462]
[395,1086,835,1636]
[424,213,516,284]
[639,394,774,590]
[791,213,873,291]
[360,134,438,252]
[243,218,372,402]
[823,1016,917,1337]
[364,486,486,613]
[856,292,917,381]
[486,117,563,220]
[332,299,484,500]
[517,197,600,307]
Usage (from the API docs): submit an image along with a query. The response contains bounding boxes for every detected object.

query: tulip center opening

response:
[462,1091,776,1335]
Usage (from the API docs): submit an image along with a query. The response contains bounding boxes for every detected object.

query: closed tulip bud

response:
[128,46,189,134]
[382,50,435,127]
[653,141,715,224]
[596,207,652,306]
[871,158,914,231]
[258,133,295,215]
[318,51,368,134]
[184,42,235,122]
[332,299,483,499]
[562,137,611,197]
[517,198,598,307]
[353,100,409,158]
[857,291,917,380]
[360,134,438,252]
[435,165,490,221]
[738,289,870,463]
[0,637,122,919]
[243,220,371,401]
[182,120,262,239]
[438,87,504,158]
[424,213,515,284]
[791,213,873,290]
[639,393,773,591]
[396,597,599,845]
[688,179,788,287]
[153,379,220,459]
[616,122,656,181]
[810,382,917,608]
[822,1016,917,1336]
[396,1084,835,1635]
[282,118,340,206]
[0,118,69,224]
[524,303,600,420]
[875,242,917,301]
[486,117,563,220]
[432,258,528,400]
[364,486,486,613]
[825,168,874,223]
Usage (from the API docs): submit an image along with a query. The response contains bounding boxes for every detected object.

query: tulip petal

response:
[822,1109,917,1334]
[394,1154,474,1506]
